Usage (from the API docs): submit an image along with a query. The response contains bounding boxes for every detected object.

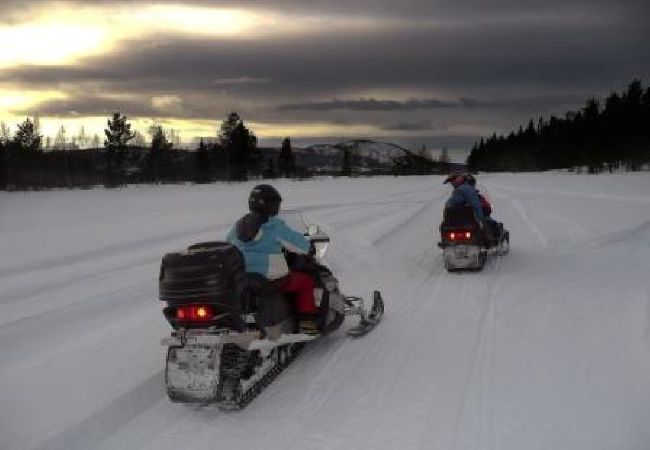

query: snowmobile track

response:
[451,256,503,450]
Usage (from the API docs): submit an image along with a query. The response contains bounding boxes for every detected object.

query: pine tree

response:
[13,117,42,152]
[341,147,352,176]
[217,112,257,180]
[143,125,173,181]
[104,113,135,184]
[278,137,294,177]
[0,140,6,190]
[104,112,136,149]
[195,137,212,182]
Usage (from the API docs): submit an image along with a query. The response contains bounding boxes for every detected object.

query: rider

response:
[443,172,484,222]
[226,184,320,334]
[443,172,495,244]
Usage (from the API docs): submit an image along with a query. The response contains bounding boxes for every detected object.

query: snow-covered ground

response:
[1,173,649,450]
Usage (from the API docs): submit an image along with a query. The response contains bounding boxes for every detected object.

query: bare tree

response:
[169,129,181,148]
[54,125,67,150]
[439,147,450,163]
[132,130,147,147]
[417,144,431,160]
[77,126,90,148]
[0,121,10,144]
[32,114,41,136]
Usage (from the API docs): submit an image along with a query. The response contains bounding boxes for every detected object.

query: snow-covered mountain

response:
[300,139,411,166]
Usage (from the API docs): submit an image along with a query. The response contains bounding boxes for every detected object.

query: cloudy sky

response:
[0,0,648,153]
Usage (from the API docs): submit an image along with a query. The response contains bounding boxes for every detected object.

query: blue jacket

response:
[227,214,310,280]
[445,182,484,222]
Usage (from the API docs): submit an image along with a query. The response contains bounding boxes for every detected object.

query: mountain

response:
[300,139,410,167]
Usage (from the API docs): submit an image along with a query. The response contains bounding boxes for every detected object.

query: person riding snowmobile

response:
[443,172,484,221]
[464,173,504,246]
[464,174,492,216]
[443,172,495,245]
[226,184,320,334]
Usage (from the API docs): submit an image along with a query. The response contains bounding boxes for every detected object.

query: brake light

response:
[446,230,472,241]
[175,304,215,321]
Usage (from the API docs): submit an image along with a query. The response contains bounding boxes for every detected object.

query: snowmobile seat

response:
[244,273,292,329]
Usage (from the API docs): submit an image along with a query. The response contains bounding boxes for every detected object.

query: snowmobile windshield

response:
[278,210,308,235]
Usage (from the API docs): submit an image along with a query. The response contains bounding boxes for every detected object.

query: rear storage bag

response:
[159,242,246,314]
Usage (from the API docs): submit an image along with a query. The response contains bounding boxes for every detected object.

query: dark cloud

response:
[381,121,434,131]
[2,0,648,19]
[12,96,162,118]
[2,0,649,148]
[278,95,597,112]
[279,99,457,112]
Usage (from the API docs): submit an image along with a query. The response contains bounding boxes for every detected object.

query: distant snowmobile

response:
[159,211,384,409]
[438,205,509,271]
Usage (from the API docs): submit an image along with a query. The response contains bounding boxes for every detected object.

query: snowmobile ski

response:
[346,291,384,337]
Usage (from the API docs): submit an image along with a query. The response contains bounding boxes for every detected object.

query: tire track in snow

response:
[487,183,650,204]
[33,371,166,450]
[0,223,225,280]
[450,257,503,450]
[493,190,548,249]
[257,189,450,450]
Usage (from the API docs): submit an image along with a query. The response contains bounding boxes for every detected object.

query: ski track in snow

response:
[1,174,650,450]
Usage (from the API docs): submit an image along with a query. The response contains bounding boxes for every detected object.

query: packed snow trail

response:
[1,174,649,450]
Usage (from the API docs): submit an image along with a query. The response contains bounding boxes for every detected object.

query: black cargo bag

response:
[159,242,246,315]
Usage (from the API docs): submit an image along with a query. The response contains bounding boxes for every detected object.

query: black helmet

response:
[465,173,477,187]
[248,184,282,216]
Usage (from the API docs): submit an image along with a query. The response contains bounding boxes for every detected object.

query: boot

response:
[298,314,320,335]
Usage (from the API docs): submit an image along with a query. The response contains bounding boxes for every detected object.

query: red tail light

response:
[175,304,216,322]
[446,230,472,241]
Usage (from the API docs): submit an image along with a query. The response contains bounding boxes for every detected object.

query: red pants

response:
[276,271,317,314]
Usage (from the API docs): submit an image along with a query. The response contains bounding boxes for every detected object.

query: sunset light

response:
[127,5,270,37]
[0,23,108,68]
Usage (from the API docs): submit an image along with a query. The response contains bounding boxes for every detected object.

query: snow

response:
[1,173,650,450]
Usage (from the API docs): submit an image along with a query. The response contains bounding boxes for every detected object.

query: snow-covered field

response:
[1,173,650,450]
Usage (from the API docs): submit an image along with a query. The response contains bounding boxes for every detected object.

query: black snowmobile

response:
[438,205,509,271]
[159,211,384,409]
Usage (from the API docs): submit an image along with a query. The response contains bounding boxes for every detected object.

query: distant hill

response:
[303,139,410,165]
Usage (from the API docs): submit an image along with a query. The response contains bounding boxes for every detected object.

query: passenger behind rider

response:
[226,184,320,335]
[443,172,494,244]
[464,174,492,216]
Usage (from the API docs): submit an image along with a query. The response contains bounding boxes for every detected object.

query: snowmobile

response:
[438,205,509,271]
[159,211,384,409]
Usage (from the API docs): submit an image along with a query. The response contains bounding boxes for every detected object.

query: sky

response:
[0,0,648,154]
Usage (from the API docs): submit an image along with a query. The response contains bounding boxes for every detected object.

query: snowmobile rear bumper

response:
[162,329,318,351]
[443,244,485,270]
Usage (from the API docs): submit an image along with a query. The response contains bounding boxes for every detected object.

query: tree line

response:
[0,111,302,189]
[467,80,650,173]
[0,110,453,190]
